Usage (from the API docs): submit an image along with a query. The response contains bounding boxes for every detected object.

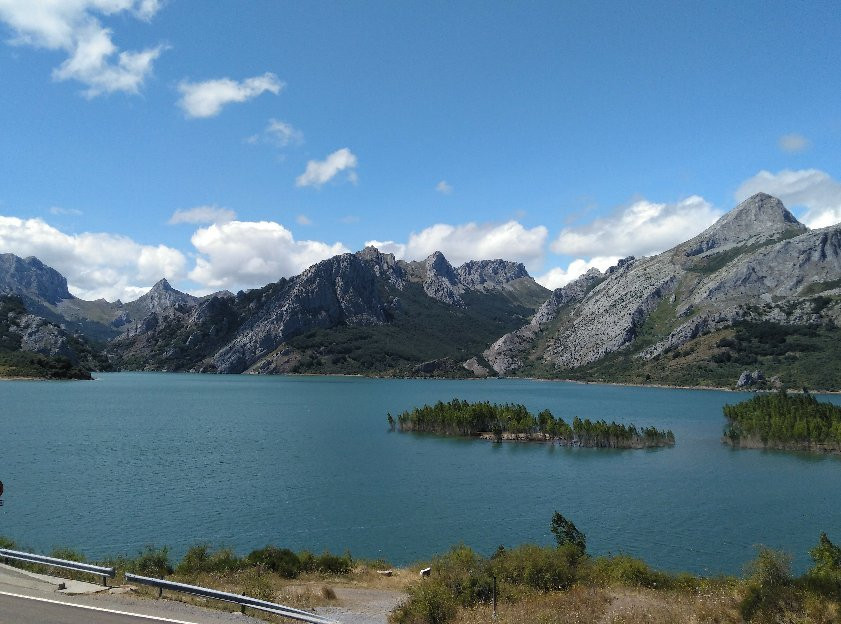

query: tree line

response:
[723,390,841,451]
[391,399,674,448]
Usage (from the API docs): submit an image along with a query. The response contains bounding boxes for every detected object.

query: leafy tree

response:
[550,512,586,553]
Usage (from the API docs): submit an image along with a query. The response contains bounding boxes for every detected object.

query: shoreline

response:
[8,370,841,394]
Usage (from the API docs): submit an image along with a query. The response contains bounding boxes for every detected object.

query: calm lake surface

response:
[2,373,840,574]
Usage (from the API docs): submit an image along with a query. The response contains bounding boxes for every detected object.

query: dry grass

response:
[451,585,743,624]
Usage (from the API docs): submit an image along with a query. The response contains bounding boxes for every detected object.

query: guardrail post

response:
[158,586,163,598]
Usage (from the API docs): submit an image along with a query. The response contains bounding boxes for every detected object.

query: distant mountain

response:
[483,193,841,390]
[107,247,549,375]
[0,295,105,379]
[2,192,839,387]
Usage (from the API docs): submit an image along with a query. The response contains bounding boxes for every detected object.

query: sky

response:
[0,1,840,302]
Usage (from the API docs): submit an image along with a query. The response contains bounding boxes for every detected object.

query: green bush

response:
[176,544,242,575]
[492,543,580,592]
[314,550,353,575]
[128,546,173,577]
[586,554,670,588]
[805,532,841,599]
[390,579,458,624]
[739,547,795,622]
[246,546,302,578]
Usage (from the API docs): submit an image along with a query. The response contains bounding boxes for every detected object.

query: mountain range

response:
[1,193,840,388]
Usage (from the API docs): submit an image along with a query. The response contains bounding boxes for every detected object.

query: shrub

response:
[129,546,173,577]
[390,579,458,624]
[314,550,353,575]
[246,546,301,578]
[739,547,795,622]
[586,555,670,588]
[176,544,242,575]
[492,543,580,592]
[240,568,275,602]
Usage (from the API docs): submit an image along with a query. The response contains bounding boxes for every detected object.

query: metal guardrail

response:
[124,573,337,624]
[0,548,115,586]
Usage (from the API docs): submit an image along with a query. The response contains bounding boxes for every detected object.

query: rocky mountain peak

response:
[0,253,73,305]
[355,246,406,289]
[423,252,464,305]
[456,259,530,291]
[683,193,806,258]
[128,278,197,316]
[151,278,174,292]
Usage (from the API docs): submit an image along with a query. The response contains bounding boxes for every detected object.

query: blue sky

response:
[1,1,840,301]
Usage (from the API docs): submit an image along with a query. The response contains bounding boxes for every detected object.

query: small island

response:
[723,390,841,454]
[390,399,675,448]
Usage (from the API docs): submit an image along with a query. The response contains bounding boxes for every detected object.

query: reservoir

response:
[2,372,839,574]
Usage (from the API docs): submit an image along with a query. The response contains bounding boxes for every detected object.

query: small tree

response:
[550,512,586,553]
[387,412,396,431]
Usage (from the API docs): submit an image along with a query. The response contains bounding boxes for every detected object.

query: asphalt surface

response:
[0,564,265,624]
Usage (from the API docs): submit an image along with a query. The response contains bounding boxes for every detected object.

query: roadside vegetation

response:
[393,399,674,448]
[390,514,841,624]
[3,520,841,624]
[723,389,841,452]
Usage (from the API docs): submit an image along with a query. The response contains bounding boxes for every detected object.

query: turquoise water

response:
[1,373,839,575]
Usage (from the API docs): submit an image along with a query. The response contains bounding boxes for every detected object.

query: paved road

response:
[0,591,210,624]
[0,564,263,624]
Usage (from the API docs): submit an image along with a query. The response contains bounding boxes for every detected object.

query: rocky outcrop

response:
[0,253,73,305]
[483,268,603,374]
[211,253,391,373]
[488,193,840,374]
[681,193,806,259]
[455,260,530,292]
[423,252,464,305]
[736,370,765,387]
[125,278,198,317]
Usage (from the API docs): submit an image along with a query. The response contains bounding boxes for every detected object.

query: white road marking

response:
[0,590,205,623]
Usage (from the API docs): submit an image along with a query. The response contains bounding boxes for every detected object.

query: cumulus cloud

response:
[435,180,453,194]
[366,220,548,267]
[535,256,620,290]
[735,169,841,229]
[551,195,721,258]
[778,133,810,153]
[264,119,303,147]
[188,220,349,290]
[0,0,164,97]
[0,215,186,301]
[168,205,236,225]
[177,73,284,119]
[296,148,358,188]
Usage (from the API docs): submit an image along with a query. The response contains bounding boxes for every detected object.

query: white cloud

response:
[340,215,360,224]
[535,256,620,290]
[49,206,82,216]
[778,133,810,153]
[0,0,164,97]
[188,220,349,290]
[177,73,284,119]
[435,180,453,194]
[295,214,312,226]
[551,195,721,258]
[367,220,548,267]
[264,119,303,147]
[0,215,186,301]
[735,169,841,229]
[168,205,236,225]
[296,148,358,188]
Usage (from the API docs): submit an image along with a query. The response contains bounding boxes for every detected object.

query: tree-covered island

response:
[723,390,841,454]
[391,399,675,448]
